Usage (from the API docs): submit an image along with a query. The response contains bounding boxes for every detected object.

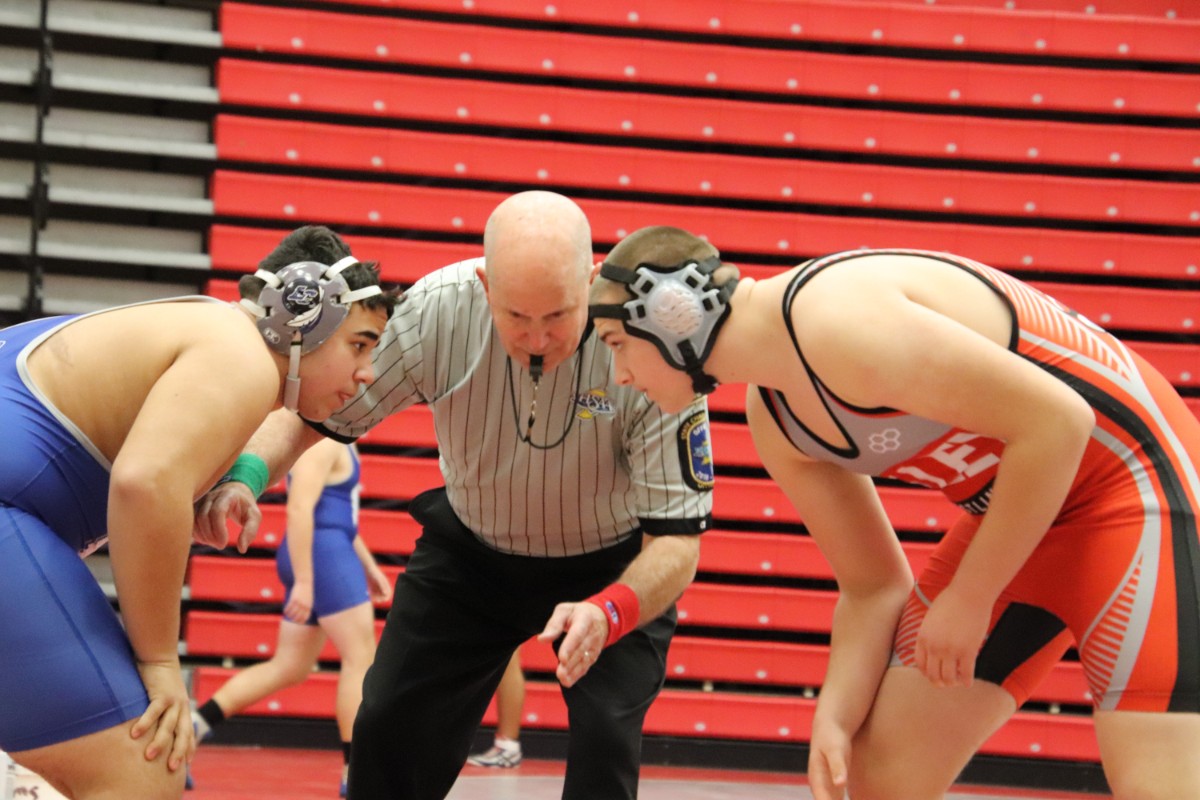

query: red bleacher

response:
[187,610,1091,705]
[210,171,1200,284]
[221,4,1200,118]
[849,0,1195,17]
[311,0,1200,62]
[192,664,1100,760]
[216,114,1200,228]
[217,59,1200,174]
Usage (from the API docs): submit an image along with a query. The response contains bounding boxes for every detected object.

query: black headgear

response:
[590,255,736,395]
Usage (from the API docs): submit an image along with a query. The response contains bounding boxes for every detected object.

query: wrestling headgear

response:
[590,255,736,395]
[240,256,382,411]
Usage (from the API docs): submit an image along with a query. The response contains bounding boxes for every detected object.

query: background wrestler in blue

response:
[191,439,391,797]
[0,225,392,799]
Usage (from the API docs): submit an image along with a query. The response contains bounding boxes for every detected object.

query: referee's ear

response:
[476,264,490,295]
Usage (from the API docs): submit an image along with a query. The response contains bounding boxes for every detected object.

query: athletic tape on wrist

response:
[216,453,270,499]
[585,583,640,648]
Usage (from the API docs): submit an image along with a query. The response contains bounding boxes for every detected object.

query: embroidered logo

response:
[677,410,715,491]
[574,388,616,420]
[603,600,620,626]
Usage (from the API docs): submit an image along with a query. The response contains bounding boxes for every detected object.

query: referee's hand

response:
[537,601,607,688]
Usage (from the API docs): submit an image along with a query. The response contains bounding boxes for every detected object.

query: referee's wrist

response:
[584,583,640,648]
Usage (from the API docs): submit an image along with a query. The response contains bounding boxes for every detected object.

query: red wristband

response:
[584,583,641,648]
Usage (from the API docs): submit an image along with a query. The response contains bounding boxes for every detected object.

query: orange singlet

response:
[759,249,1200,712]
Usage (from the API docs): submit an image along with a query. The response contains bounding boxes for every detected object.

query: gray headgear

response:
[240,256,382,411]
[590,255,735,395]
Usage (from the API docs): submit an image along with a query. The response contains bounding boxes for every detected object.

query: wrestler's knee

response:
[845,742,919,800]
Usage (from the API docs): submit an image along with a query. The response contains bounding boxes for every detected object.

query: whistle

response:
[530,354,544,383]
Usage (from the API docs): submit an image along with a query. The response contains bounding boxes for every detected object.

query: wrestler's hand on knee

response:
[537,601,607,688]
[130,660,195,772]
[192,482,262,553]
[913,589,988,688]
[807,722,850,800]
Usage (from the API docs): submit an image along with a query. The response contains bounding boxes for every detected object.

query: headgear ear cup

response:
[240,255,382,412]
[646,281,705,338]
[590,256,735,395]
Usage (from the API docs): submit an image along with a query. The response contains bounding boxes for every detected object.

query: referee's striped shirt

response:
[313,259,714,557]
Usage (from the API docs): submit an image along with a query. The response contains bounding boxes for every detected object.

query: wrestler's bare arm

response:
[109,328,277,769]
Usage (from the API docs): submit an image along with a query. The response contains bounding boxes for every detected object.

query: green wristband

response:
[217,453,270,498]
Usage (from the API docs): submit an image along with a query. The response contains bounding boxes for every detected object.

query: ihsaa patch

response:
[677,411,714,492]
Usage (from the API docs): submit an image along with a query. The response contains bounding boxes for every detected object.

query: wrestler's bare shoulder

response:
[42,299,264,366]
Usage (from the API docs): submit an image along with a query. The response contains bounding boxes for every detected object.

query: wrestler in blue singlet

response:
[0,314,149,752]
[275,445,370,623]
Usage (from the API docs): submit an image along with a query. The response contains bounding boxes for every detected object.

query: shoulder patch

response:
[677,410,715,492]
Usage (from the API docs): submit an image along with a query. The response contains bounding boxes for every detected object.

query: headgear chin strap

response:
[590,255,736,395]
[239,255,382,412]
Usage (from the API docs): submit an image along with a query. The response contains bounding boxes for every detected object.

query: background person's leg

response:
[468,651,526,768]
[208,620,325,718]
[320,602,378,741]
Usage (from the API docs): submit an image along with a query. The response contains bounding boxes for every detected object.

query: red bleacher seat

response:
[191,665,1100,760]
[221,4,1199,118]
[311,0,1199,62]
[216,114,1200,227]
[210,170,1200,284]
[186,612,1092,705]
[216,59,1200,174]
[188,555,402,604]
[207,224,478,286]
[240,504,422,554]
[841,0,1195,18]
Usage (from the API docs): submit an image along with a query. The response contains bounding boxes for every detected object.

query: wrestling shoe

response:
[340,764,348,797]
[466,743,522,768]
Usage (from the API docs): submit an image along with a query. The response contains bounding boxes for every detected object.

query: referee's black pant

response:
[348,487,675,800]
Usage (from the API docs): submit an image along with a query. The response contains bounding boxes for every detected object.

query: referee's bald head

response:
[483,191,592,283]
[479,191,595,373]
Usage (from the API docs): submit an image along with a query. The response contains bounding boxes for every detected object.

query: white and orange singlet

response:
[760,249,1200,712]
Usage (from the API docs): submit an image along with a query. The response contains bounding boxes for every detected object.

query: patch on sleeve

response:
[676,410,715,492]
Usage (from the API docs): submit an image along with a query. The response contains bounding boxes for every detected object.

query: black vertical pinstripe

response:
[315,259,713,557]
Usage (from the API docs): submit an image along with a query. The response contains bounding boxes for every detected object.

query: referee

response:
[195,191,715,800]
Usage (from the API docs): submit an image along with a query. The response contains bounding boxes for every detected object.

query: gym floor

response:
[183,744,1111,800]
